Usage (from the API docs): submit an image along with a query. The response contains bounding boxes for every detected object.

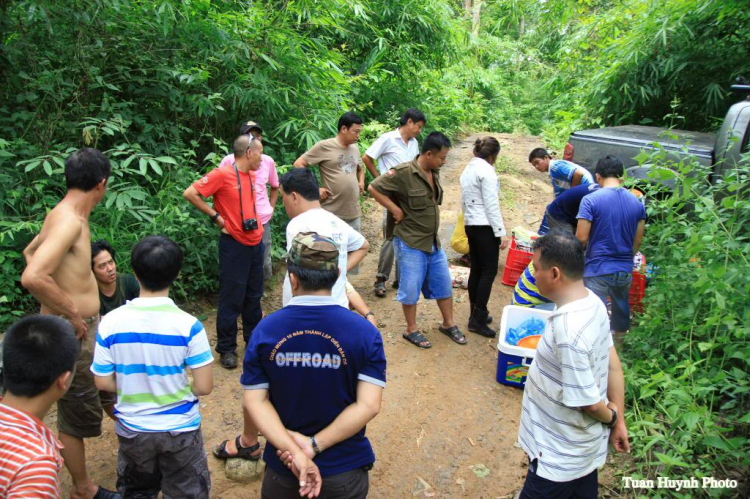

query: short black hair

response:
[2,315,79,397]
[532,228,585,280]
[399,108,426,127]
[91,239,115,268]
[422,131,451,154]
[286,261,338,291]
[337,111,363,132]
[130,235,183,292]
[280,168,320,202]
[65,148,111,191]
[595,155,624,179]
[528,147,550,162]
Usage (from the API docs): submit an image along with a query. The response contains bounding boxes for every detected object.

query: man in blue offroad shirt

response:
[242,232,386,499]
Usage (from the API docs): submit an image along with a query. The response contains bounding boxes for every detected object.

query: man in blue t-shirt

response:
[542,183,600,234]
[576,156,646,345]
[242,232,386,498]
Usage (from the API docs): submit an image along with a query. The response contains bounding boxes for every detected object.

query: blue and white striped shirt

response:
[91,297,213,433]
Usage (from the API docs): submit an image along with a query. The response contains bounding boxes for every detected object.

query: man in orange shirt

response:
[184,135,265,370]
[1,315,79,498]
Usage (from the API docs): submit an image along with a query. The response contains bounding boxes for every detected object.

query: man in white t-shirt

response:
[517,229,630,499]
[362,108,425,298]
[280,168,369,308]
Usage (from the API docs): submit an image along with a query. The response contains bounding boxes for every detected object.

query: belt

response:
[57,314,99,325]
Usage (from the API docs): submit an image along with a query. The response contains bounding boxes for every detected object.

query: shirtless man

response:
[21,148,120,499]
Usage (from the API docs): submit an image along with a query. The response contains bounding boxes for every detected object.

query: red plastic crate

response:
[501,237,533,287]
[629,271,646,313]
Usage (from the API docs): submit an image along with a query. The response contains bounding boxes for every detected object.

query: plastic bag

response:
[506,317,546,346]
[449,264,470,289]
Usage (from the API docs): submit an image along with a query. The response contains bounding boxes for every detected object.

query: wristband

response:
[365,312,375,318]
[210,212,220,222]
[606,407,618,429]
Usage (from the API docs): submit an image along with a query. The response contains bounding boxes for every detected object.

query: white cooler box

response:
[496,305,552,388]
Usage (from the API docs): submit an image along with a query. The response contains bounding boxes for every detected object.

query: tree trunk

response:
[464,0,471,17]
[472,0,482,36]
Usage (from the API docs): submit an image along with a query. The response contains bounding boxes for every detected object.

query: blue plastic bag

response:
[506,317,546,346]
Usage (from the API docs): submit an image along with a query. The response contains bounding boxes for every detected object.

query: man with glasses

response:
[220,121,280,281]
[184,135,265,370]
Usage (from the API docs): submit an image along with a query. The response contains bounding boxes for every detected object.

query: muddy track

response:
[56,133,572,498]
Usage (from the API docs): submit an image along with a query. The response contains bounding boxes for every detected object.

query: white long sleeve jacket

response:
[459,157,507,238]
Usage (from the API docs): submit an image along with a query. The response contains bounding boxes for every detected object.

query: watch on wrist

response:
[606,407,618,429]
[365,311,375,318]
[210,211,220,222]
[310,435,322,455]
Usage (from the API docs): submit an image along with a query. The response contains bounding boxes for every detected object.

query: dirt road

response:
[56,133,555,498]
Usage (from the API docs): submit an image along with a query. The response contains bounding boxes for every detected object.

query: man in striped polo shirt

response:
[518,229,630,498]
[92,236,214,498]
[1,315,79,498]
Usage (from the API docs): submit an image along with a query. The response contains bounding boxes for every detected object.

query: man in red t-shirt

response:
[184,135,265,369]
[1,315,79,499]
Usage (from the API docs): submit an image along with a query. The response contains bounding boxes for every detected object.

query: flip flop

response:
[402,330,431,349]
[374,280,387,298]
[439,325,467,345]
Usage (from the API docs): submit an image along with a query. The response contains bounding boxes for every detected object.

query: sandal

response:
[403,330,431,349]
[374,280,387,298]
[438,325,468,345]
[213,435,262,461]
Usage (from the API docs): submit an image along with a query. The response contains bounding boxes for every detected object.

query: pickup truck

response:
[564,85,750,187]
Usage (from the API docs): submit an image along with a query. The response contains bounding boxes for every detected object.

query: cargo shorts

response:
[116,427,211,499]
[56,315,116,438]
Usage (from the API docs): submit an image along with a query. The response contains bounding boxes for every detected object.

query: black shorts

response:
[519,459,598,499]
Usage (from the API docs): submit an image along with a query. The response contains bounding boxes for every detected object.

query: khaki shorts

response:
[56,315,116,438]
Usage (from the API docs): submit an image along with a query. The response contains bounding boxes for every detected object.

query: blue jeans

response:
[393,237,452,305]
[585,272,632,332]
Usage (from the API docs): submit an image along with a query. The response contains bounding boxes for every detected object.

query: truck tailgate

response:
[569,125,715,172]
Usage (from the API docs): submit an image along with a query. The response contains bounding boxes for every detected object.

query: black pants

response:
[519,459,598,499]
[262,465,369,499]
[465,225,500,311]
[216,233,264,354]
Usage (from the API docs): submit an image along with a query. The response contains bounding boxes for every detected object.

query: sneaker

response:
[220,352,238,369]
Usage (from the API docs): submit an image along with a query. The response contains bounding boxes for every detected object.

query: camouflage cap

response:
[286,232,340,271]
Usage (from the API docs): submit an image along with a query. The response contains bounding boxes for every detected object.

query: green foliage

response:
[539,0,750,143]
[0,0,467,328]
[622,150,750,497]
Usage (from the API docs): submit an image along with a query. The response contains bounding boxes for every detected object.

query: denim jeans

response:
[585,271,632,332]
[393,236,452,305]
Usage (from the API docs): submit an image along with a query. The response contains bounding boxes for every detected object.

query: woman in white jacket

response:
[459,137,510,337]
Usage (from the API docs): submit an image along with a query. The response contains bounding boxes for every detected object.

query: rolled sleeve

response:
[370,169,402,196]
